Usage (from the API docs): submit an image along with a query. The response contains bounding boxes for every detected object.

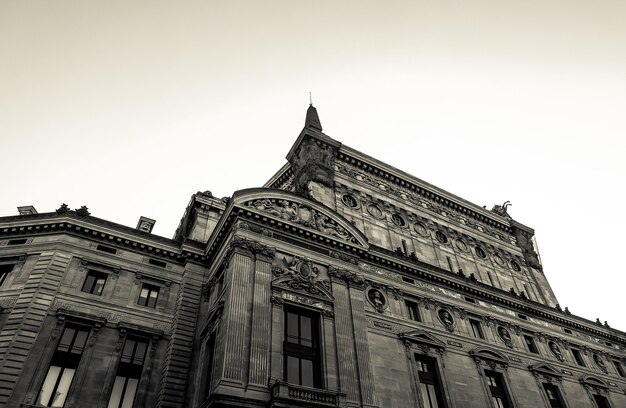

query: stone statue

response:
[491,201,511,217]
[498,327,512,344]
[438,309,454,328]
[368,289,386,313]
[549,342,564,361]
[594,354,608,373]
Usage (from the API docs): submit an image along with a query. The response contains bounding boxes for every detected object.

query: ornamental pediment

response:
[528,363,562,379]
[580,375,609,390]
[469,347,509,365]
[271,256,334,301]
[234,189,369,248]
[399,329,446,351]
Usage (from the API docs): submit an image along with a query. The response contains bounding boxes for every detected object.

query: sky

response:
[1,1,625,331]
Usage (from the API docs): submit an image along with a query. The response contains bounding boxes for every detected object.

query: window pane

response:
[58,328,76,351]
[39,365,62,406]
[286,312,299,343]
[82,275,95,293]
[287,356,299,384]
[94,277,106,295]
[50,367,75,407]
[72,330,89,353]
[300,316,312,346]
[301,359,314,387]
[107,376,126,408]
[122,339,136,363]
[121,378,139,408]
[133,341,147,365]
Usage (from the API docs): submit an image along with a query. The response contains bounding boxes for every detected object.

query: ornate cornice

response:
[228,236,276,258]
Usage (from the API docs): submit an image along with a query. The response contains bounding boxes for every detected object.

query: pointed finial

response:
[309,92,313,106]
[304,103,322,131]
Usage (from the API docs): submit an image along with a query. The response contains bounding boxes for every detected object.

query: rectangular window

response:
[543,383,565,408]
[571,348,585,367]
[284,306,321,388]
[469,319,484,339]
[81,270,107,296]
[38,325,90,407]
[485,370,511,408]
[0,263,15,287]
[137,284,159,308]
[204,334,216,398]
[593,394,611,408]
[415,354,445,408]
[405,300,421,322]
[524,335,539,354]
[613,360,625,377]
[107,337,148,408]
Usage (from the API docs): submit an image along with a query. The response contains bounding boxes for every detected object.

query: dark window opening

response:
[402,276,415,284]
[571,349,585,367]
[138,284,160,308]
[415,354,446,408]
[148,258,167,268]
[405,300,421,322]
[107,337,148,408]
[0,263,15,287]
[96,244,117,254]
[485,370,511,408]
[524,335,539,354]
[464,296,476,304]
[518,314,528,320]
[204,334,216,398]
[613,360,625,377]
[469,319,484,339]
[7,238,27,245]
[543,383,565,408]
[81,270,107,296]
[563,329,572,334]
[284,307,322,388]
[593,394,611,408]
[38,325,90,407]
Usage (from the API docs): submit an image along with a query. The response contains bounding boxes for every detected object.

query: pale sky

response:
[1,1,625,331]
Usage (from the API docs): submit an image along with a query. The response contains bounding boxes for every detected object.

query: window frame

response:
[571,347,586,367]
[523,334,539,354]
[468,318,485,340]
[283,305,323,389]
[414,353,447,408]
[106,336,149,408]
[37,324,91,407]
[81,269,108,296]
[137,283,160,308]
[484,369,513,408]
[405,299,421,322]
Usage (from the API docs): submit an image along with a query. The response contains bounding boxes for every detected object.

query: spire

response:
[304,104,323,131]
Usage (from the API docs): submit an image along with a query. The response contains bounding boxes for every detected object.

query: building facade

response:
[1,106,625,408]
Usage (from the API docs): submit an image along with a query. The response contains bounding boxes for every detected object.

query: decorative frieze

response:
[229,235,276,258]
[328,265,365,288]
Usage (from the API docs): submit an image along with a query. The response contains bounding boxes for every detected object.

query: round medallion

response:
[435,231,448,244]
[391,213,406,227]
[437,308,455,327]
[367,203,384,219]
[367,288,386,313]
[510,260,522,271]
[342,194,359,208]
[413,222,428,236]
[493,254,504,266]
[475,246,486,259]
[497,326,511,343]
[455,239,468,251]
[549,341,564,361]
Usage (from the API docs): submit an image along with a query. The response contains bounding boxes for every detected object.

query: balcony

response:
[269,380,346,408]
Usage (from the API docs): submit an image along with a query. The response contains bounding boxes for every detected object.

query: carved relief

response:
[272,256,331,299]
[437,308,455,332]
[289,137,337,197]
[497,326,514,348]
[246,199,357,244]
[593,353,609,374]
[327,265,365,288]
[366,288,386,313]
[229,236,276,258]
[549,341,565,362]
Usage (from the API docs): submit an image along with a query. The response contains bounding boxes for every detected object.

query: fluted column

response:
[248,255,273,387]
